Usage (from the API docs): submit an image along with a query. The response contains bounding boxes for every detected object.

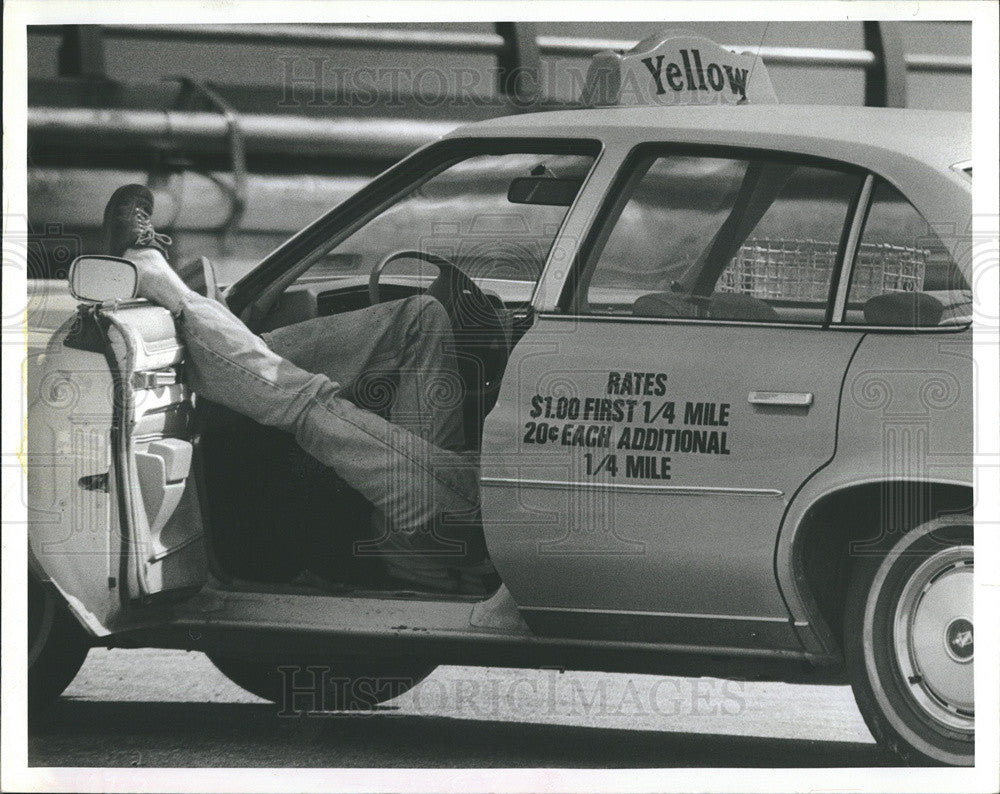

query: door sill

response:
[210,575,496,603]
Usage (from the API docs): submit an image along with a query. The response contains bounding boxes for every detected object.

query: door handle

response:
[748,391,813,407]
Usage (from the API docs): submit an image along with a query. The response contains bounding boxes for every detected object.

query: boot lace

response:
[134,208,173,250]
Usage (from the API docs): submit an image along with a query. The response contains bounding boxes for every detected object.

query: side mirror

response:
[68,255,139,303]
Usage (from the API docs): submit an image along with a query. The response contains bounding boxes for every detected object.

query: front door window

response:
[298,149,597,296]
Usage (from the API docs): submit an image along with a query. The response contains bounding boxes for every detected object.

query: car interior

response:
[194,152,589,595]
[198,269,529,594]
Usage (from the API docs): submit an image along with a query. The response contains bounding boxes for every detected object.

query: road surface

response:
[29,648,892,767]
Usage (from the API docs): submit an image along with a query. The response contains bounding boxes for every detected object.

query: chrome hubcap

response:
[893,545,974,732]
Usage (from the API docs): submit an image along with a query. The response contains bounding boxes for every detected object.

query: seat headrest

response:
[707,293,779,321]
[631,292,697,318]
[863,292,943,327]
[631,291,780,321]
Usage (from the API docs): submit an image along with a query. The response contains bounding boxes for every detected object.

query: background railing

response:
[25,22,971,283]
[36,22,972,102]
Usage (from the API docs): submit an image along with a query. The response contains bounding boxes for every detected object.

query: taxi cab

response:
[27,31,974,765]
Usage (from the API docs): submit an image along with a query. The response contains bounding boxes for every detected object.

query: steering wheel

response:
[369,250,510,440]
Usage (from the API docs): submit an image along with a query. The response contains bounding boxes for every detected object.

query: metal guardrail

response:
[905,52,973,73]
[101,23,508,54]
[539,35,970,72]
[28,107,458,160]
[26,23,972,172]
[24,22,972,284]
[35,23,971,74]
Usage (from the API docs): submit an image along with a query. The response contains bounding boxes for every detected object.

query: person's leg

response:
[262,296,465,454]
[105,184,487,590]
[263,298,480,587]
[127,247,480,537]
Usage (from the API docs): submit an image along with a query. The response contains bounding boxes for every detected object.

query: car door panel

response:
[28,302,206,633]
[28,315,122,634]
[481,316,863,641]
[478,146,871,646]
[102,304,208,600]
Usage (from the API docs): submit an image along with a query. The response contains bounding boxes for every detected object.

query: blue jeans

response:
[171,289,483,586]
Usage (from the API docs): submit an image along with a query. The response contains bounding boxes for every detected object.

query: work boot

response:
[102,184,173,259]
[101,184,192,311]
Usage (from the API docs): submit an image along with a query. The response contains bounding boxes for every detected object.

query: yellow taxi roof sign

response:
[581,29,779,108]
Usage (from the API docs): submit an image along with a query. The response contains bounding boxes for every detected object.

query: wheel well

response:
[792,481,972,655]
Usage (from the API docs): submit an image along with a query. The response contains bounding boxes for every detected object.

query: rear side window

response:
[843,179,971,327]
[573,152,863,324]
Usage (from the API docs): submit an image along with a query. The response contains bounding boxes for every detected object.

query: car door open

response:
[100,302,208,601]
[29,295,208,637]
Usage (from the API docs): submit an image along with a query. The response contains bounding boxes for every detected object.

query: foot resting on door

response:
[101,183,194,313]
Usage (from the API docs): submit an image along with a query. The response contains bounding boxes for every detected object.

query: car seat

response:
[631,291,778,321]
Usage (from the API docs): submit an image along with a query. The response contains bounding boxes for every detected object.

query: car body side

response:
[454,105,973,661]
[27,104,973,677]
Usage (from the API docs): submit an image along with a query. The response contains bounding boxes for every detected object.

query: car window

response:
[842,179,972,327]
[298,152,595,290]
[575,152,863,324]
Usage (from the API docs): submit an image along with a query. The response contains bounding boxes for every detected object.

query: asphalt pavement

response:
[28,648,893,768]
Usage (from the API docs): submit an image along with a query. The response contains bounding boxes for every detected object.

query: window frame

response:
[832,175,972,333]
[557,143,873,330]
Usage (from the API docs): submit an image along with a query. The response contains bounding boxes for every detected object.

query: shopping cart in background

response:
[718,238,927,302]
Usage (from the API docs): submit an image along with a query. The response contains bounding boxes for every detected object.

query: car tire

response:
[28,574,90,717]
[208,653,436,711]
[843,517,974,766]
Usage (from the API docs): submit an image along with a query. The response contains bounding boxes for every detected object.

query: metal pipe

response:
[539,35,970,73]
[539,37,879,69]
[537,36,879,66]
[29,106,460,160]
[735,45,876,69]
[906,52,973,72]
[100,23,507,55]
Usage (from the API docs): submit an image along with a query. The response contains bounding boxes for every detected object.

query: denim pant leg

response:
[261,296,466,454]
[260,297,481,582]
[173,291,480,537]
